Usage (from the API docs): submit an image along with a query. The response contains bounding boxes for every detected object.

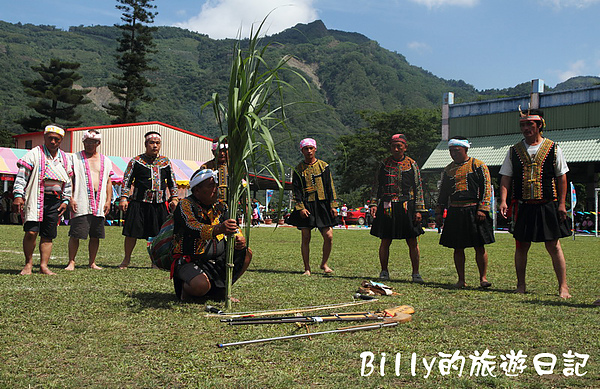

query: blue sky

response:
[2,0,600,91]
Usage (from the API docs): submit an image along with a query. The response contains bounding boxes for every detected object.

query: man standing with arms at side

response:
[13,125,73,275]
[370,134,426,283]
[498,108,571,298]
[65,130,113,270]
[436,136,494,288]
[118,131,178,269]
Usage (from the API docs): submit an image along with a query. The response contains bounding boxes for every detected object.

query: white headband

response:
[82,131,101,142]
[189,169,218,189]
[44,125,65,137]
[448,139,471,149]
[145,133,162,141]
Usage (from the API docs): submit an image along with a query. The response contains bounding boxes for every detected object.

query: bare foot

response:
[65,262,76,271]
[40,267,57,275]
[320,264,333,273]
[515,285,526,294]
[302,270,311,275]
[19,264,33,275]
[559,287,572,299]
[118,260,130,269]
[89,264,103,270]
[454,281,467,288]
[230,296,240,303]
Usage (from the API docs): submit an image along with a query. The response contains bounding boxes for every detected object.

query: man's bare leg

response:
[474,246,491,287]
[453,248,467,287]
[119,236,137,269]
[88,237,102,269]
[514,240,530,294]
[39,237,56,275]
[406,237,421,275]
[545,239,571,299]
[20,231,37,275]
[301,228,311,275]
[319,227,333,273]
[379,238,392,273]
[65,236,79,270]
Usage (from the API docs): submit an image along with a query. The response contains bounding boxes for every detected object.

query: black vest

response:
[511,139,557,201]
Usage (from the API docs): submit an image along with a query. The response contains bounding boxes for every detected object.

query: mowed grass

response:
[0,224,597,388]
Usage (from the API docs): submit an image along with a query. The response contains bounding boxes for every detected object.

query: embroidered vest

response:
[511,139,557,201]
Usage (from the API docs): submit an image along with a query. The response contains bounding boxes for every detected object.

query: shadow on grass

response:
[521,298,599,309]
[126,291,230,311]
[0,269,23,275]
[126,291,177,310]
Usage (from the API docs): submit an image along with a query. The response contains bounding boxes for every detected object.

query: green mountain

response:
[0,20,474,156]
[2,20,598,163]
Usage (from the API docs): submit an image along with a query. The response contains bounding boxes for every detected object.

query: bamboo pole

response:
[216,321,400,348]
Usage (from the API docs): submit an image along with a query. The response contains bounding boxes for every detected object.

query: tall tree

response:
[16,59,91,132]
[106,0,157,124]
[335,108,441,202]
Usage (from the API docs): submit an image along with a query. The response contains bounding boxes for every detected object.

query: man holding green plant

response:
[171,169,251,301]
[287,138,338,275]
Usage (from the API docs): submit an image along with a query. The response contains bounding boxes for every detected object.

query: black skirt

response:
[370,201,424,240]
[511,201,570,242]
[287,200,336,230]
[439,206,495,248]
[122,200,169,239]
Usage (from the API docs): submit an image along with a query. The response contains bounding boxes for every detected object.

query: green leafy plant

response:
[205,16,308,309]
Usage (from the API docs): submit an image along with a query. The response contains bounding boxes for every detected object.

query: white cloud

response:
[407,41,431,54]
[539,0,600,8]
[174,0,318,39]
[557,59,587,82]
[408,0,479,8]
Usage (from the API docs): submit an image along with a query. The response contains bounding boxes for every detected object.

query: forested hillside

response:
[1,20,599,165]
[0,20,480,162]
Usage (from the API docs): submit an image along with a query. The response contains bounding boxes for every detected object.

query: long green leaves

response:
[205,17,304,309]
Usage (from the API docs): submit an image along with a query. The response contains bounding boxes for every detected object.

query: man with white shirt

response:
[65,130,113,270]
[498,108,571,298]
[13,125,73,275]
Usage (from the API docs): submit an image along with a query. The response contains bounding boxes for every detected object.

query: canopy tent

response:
[0,148,28,180]
[0,147,291,190]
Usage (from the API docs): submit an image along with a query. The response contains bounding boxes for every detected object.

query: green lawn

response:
[0,225,597,388]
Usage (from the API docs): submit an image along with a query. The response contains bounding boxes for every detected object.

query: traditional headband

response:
[145,132,162,141]
[44,125,65,137]
[390,133,407,144]
[299,138,317,150]
[189,169,218,189]
[212,142,229,152]
[82,130,101,142]
[448,139,471,149]
[518,105,546,128]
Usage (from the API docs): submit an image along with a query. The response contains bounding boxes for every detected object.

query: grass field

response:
[0,224,597,388]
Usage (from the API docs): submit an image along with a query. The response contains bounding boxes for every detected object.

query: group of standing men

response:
[287,108,572,298]
[13,125,179,274]
[11,107,573,299]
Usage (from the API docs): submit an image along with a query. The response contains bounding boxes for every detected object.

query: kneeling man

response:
[171,169,251,301]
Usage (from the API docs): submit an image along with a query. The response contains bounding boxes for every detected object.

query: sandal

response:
[411,273,424,284]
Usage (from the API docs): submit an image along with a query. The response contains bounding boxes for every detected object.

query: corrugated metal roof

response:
[422,127,600,170]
